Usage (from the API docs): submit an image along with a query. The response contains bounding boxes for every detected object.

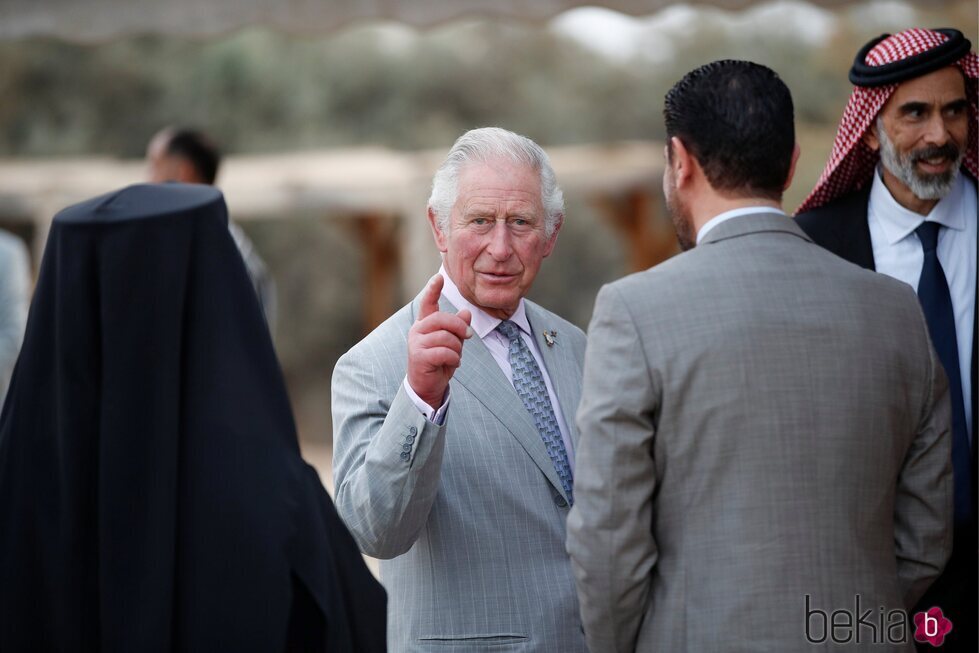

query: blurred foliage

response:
[3,6,972,158]
[0,25,648,156]
[1,3,974,158]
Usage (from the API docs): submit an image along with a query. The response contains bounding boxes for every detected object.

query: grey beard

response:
[877,118,962,201]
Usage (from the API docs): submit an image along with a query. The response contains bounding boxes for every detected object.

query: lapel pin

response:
[543,330,557,347]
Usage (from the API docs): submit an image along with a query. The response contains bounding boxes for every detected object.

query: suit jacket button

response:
[400,452,410,461]
[408,426,418,436]
[405,434,415,444]
[554,495,568,508]
[402,444,412,452]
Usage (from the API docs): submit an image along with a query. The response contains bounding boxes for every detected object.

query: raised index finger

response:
[417,274,444,322]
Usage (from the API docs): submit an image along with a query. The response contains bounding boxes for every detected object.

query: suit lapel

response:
[525,302,581,450]
[434,296,569,500]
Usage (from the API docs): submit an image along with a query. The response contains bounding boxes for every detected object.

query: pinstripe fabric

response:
[568,213,953,653]
[332,293,588,652]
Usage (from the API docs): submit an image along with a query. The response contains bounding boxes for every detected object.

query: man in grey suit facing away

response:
[567,61,953,652]
[333,127,589,652]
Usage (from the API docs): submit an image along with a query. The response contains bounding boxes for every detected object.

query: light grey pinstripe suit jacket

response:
[568,213,953,652]
[332,291,590,653]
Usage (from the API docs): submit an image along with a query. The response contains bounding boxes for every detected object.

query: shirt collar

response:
[869,167,967,245]
[438,265,531,340]
[696,206,785,244]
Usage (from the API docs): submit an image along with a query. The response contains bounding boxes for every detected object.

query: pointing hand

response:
[407,274,473,410]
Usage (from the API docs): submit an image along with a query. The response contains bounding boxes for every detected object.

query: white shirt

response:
[404,266,575,469]
[696,206,786,244]
[868,169,976,440]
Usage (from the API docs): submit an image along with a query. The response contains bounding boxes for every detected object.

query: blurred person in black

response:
[147,126,277,333]
[0,184,386,652]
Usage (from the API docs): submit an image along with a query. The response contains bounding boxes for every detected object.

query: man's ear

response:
[427,207,448,253]
[863,121,881,152]
[542,213,563,258]
[784,143,801,191]
[670,136,696,188]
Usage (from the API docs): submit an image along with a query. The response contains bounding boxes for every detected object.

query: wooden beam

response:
[592,187,677,273]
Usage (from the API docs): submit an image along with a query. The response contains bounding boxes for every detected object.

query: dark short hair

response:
[664,60,795,201]
[165,129,221,185]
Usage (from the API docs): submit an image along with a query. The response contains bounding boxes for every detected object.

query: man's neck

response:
[879,166,939,216]
[691,195,783,235]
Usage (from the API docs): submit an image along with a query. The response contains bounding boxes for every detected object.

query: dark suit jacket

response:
[795,177,976,456]
[796,178,978,653]
[796,186,875,270]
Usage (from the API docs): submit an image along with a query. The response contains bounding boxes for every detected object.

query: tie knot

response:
[915,221,941,253]
[495,319,521,342]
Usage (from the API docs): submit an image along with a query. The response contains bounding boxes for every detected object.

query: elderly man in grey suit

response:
[567,61,953,652]
[333,127,589,652]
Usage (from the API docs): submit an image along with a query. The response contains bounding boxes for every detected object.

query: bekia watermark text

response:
[805,595,953,647]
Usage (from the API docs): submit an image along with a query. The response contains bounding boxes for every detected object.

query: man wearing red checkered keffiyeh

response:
[797,27,976,653]
[798,28,976,214]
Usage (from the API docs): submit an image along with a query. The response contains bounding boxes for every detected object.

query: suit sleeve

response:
[567,284,660,653]
[331,345,447,559]
[894,332,954,609]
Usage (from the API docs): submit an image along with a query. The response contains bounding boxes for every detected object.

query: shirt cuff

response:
[403,377,450,425]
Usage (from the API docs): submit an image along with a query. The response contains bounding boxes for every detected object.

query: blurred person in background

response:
[568,60,952,652]
[796,28,976,651]
[332,127,589,652]
[147,126,277,333]
[0,228,30,406]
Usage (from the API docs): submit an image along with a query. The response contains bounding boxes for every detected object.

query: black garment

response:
[797,183,977,653]
[0,184,386,652]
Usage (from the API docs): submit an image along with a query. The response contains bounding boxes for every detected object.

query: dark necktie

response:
[915,221,973,523]
[496,320,574,503]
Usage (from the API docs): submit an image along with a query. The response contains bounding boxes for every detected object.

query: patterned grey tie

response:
[496,319,573,503]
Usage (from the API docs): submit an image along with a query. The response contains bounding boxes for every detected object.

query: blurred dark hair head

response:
[164,128,222,185]
[664,60,795,201]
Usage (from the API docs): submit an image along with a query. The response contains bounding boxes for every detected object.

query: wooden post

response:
[593,187,677,273]
[354,212,401,333]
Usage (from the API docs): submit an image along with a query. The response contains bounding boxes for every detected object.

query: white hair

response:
[427,127,565,238]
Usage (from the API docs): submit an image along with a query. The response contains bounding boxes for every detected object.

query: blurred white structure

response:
[0,142,668,331]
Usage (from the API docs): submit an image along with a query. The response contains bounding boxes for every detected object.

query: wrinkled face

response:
[663,145,696,251]
[871,66,969,200]
[432,159,559,319]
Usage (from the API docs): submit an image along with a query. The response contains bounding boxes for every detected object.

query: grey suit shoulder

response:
[335,296,585,387]
[604,212,926,340]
